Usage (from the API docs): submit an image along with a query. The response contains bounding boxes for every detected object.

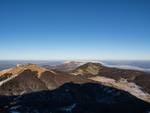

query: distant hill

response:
[43,61,84,72]
[71,62,104,75]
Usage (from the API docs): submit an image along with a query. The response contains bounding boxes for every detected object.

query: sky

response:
[0,0,150,60]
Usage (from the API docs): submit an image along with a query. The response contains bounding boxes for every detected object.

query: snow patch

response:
[89,76,150,102]
[0,74,18,86]
[10,105,21,110]
[60,103,76,112]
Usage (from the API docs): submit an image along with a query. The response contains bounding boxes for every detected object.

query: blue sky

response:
[0,0,150,60]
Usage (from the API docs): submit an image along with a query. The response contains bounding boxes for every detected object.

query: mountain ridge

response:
[0,62,150,113]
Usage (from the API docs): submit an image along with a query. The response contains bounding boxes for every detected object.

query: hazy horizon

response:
[0,59,150,61]
[1,59,150,73]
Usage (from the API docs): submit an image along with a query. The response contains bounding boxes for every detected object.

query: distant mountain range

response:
[1,60,150,72]
[0,62,150,113]
[42,61,84,72]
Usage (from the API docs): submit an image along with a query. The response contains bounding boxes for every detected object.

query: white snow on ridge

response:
[0,68,12,75]
[89,76,150,102]
[0,74,18,86]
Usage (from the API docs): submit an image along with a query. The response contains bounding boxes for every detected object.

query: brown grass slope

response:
[0,64,96,96]
[72,62,150,94]
[0,69,48,96]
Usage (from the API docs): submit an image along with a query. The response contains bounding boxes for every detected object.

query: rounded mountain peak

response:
[72,62,105,75]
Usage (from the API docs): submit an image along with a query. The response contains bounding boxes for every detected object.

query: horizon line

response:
[0,59,150,61]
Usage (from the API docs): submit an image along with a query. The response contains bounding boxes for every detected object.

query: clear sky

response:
[0,0,150,60]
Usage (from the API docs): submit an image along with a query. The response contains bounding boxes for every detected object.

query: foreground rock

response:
[0,83,150,113]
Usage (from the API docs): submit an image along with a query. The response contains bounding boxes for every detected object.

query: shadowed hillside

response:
[0,83,150,113]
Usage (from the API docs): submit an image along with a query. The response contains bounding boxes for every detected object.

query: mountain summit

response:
[72,62,104,75]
